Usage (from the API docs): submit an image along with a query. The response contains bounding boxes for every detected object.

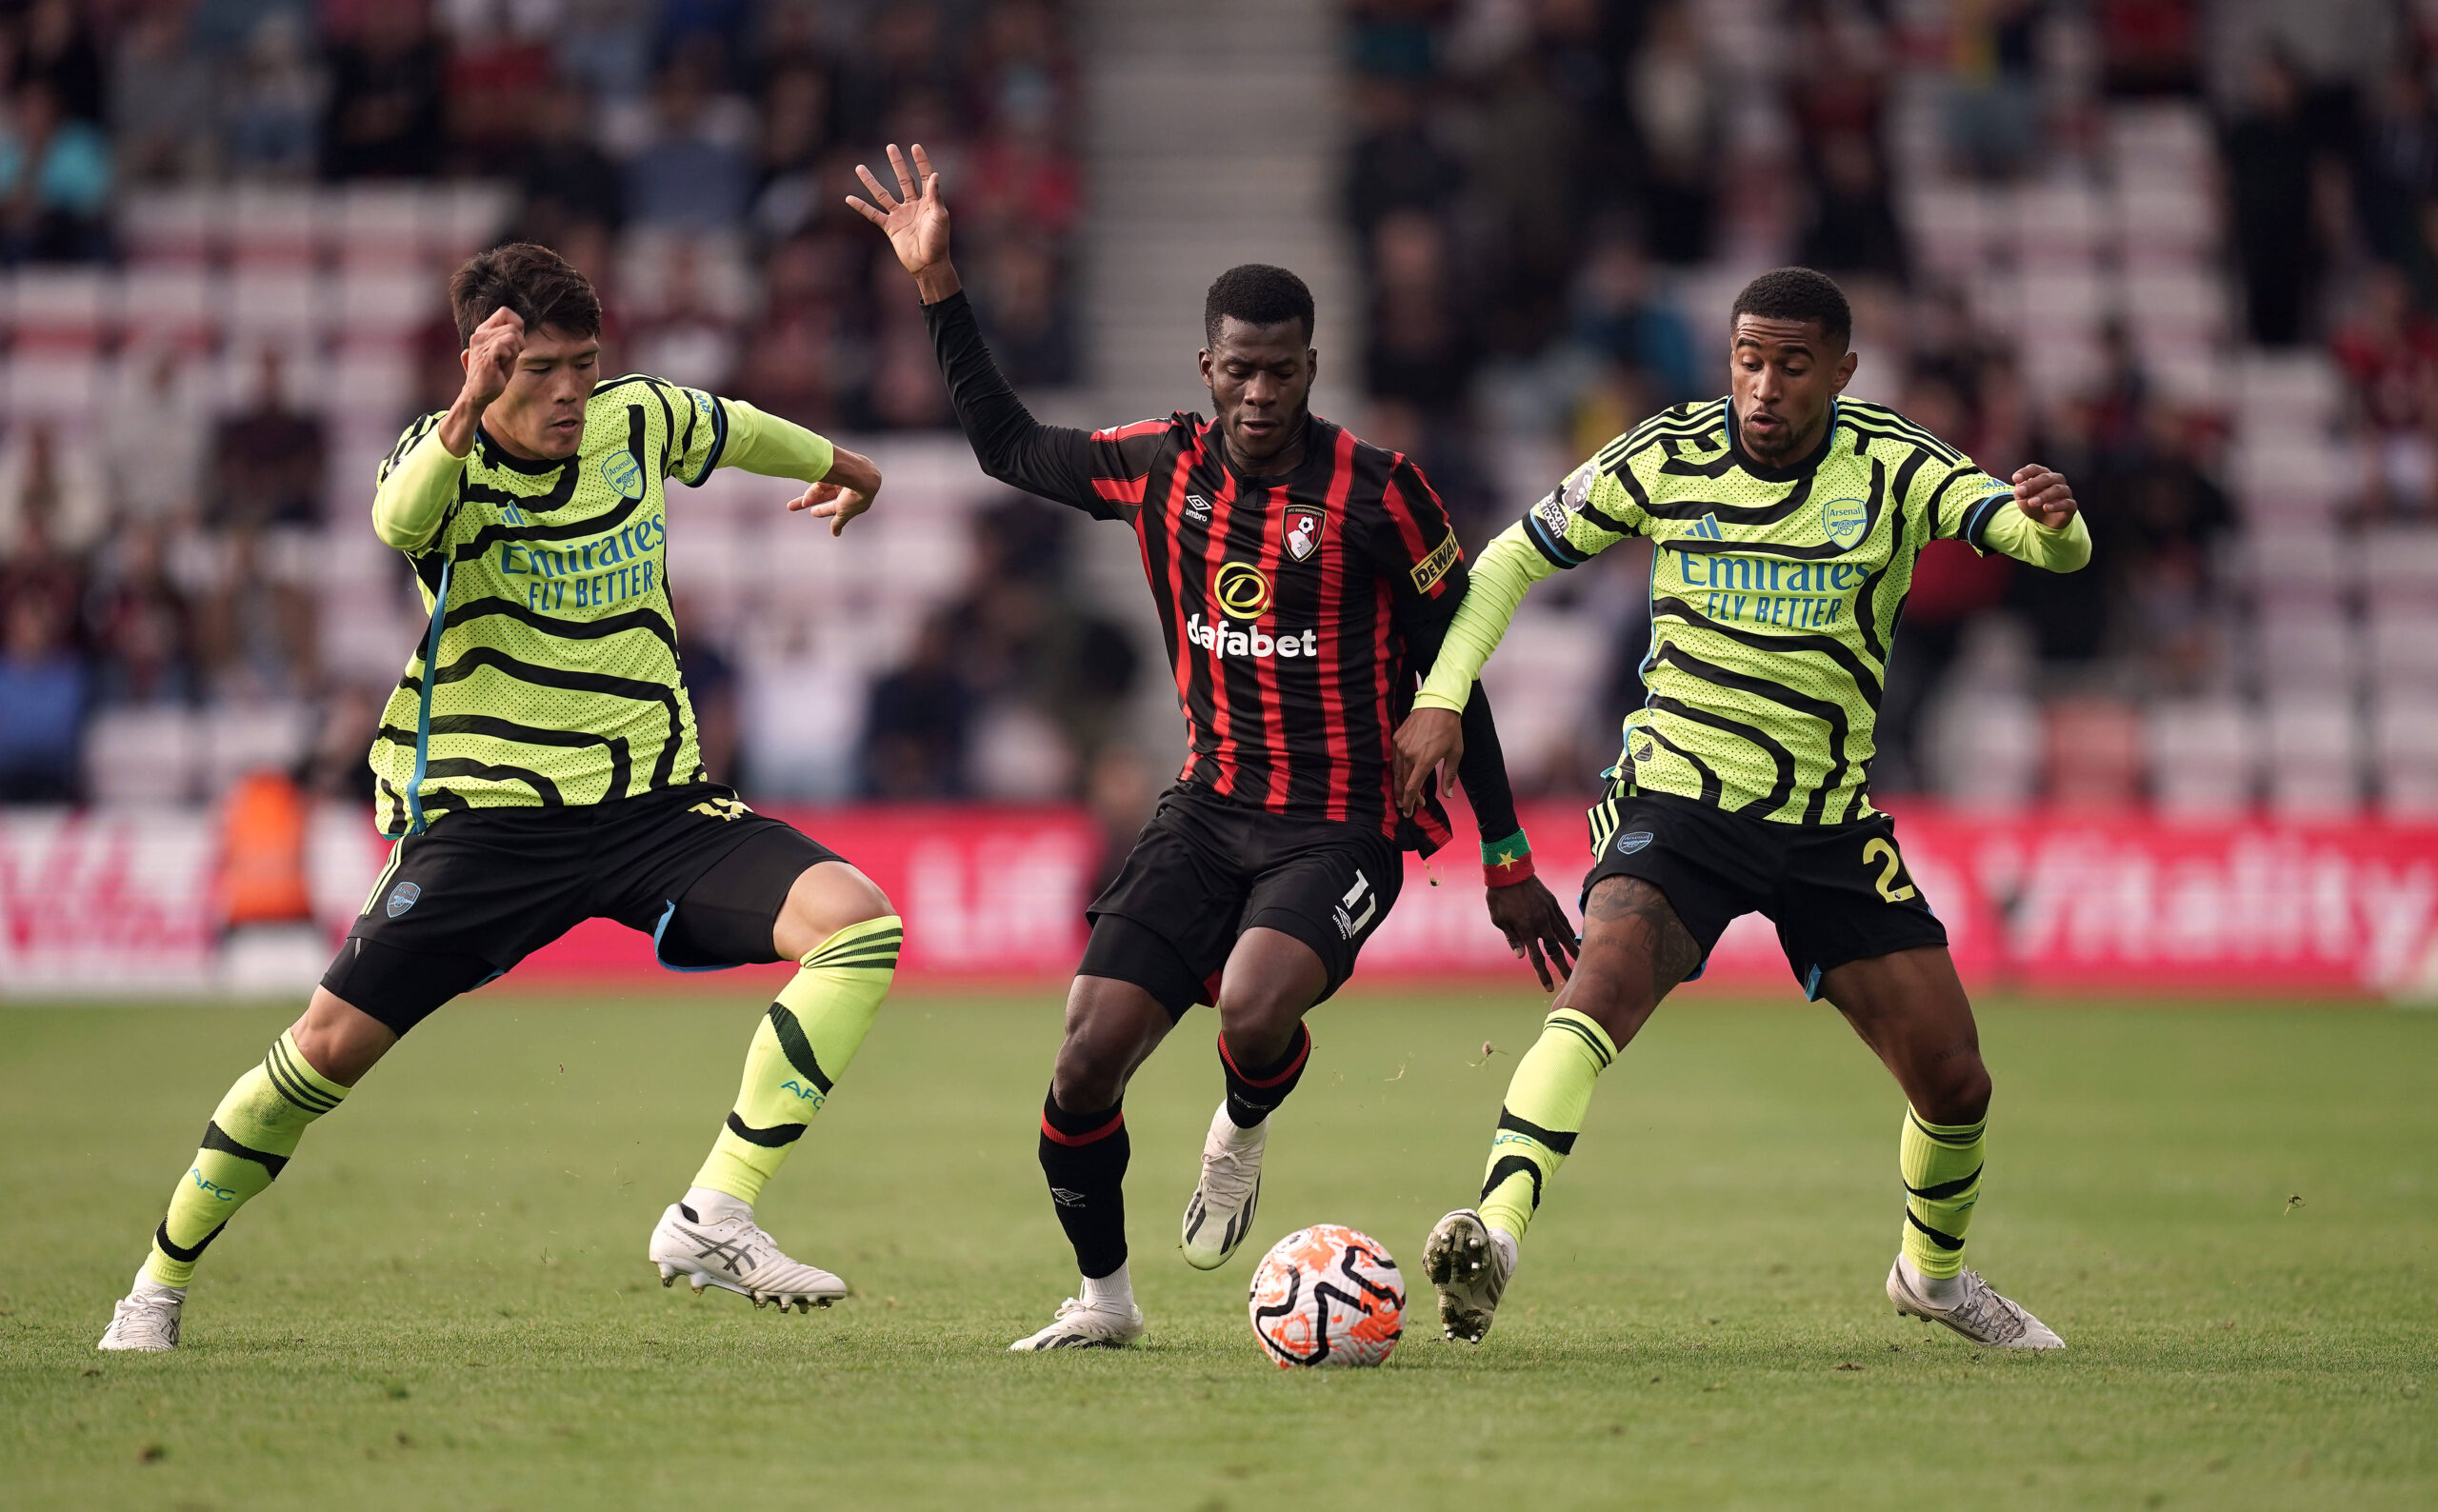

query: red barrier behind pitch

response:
[2,803,2430,999]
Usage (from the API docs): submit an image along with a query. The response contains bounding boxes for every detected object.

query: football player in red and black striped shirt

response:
[854,145,1574,1349]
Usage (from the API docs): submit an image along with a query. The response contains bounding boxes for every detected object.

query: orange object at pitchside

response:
[216,769,313,928]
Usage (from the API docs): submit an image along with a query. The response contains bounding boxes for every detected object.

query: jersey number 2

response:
[1863,838,1916,904]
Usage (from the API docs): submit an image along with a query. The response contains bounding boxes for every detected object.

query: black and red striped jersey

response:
[924,290,1515,855]
[1082,410,1465,846]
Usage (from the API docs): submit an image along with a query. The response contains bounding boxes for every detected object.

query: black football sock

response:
[1217,1022,1312,1128]
[1038,1089,1129,1280]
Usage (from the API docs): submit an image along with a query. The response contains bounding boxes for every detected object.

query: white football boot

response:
[96,1270,184,1353]
[1008,1296,1147,1351]
[649,1202,848,1312]
[1424,1207,1516,1344]
[1888,1257,2065,1350]
[1179,1104,1264,1270]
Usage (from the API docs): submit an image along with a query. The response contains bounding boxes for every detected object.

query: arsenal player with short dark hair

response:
[853,144,1576,1350]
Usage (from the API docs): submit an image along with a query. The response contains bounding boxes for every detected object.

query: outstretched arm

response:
[1392,522,1558,813]
[851,142,1102,511]
[922,292,1102,508]
[1409,625,1579,989]
[1979,462,2091,571]
[1402,592,1524,846]
[1393,507,1579,989]
[1936,461,2090,571]
[705,398,884,537]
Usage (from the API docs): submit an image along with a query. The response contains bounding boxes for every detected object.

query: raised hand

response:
[2011,463,2078,528]
[788,445,882,537]
[439,306,526,455]
[848,143,957,300]
[461,306,525,409]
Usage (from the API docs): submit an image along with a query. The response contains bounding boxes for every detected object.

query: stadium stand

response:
[0,0,2431,822]
[0,0,1095,808]
[1336,0,2438,814]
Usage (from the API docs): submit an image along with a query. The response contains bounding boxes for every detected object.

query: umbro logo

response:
[1333,870,1378,940]
[1184,492,1211,521]
[1049,1186,1088,1207]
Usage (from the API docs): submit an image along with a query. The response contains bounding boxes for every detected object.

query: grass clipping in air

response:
[1,996,2431,1510]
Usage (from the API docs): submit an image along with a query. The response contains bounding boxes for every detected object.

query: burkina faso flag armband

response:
[1482,827,1535,888]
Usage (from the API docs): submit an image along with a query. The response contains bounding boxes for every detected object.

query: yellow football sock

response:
[146,1030,350,1287]
[1478,1008,1616,1244]
[691,915,901,1205]
[1898,1106,1986,1280]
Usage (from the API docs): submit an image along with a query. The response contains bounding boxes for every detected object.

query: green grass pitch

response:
[2,992,2430,1509]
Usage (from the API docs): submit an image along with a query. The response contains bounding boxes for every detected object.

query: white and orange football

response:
[1246,1224,1405,1368]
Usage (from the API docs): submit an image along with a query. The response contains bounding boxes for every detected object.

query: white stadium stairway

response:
[1070,0,1360,758]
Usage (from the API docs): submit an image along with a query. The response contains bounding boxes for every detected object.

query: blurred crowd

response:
[1338,0,2438,809]
[0,0,1088,807]
[3,0,2435,818]
[6,0,1079,407]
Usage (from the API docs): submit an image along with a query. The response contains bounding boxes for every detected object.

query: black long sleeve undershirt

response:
[923,289,1105,513]
[922,287,1524,850]
[1405,600,1522,848]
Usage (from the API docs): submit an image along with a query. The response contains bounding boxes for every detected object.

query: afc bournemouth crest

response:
[1284,506,1324,562]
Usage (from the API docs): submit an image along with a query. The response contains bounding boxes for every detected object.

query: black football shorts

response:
[322,785,843,1035]
[1581,783,1948,999]
[1080,784,1405,1018]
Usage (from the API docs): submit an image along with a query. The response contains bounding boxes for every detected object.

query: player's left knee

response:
[785,863,896,945]
[290,990,396,1086]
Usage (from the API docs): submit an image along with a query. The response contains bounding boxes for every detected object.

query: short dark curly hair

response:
[1205,263,1315,347]
[1729,267,1851,351]
[450,242,603,348]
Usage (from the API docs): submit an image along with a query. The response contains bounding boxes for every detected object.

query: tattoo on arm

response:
[1585,877,1703,998]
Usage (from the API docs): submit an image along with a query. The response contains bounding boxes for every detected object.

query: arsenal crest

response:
[1284,506,1324,562]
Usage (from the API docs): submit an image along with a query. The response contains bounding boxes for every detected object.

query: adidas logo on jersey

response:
[1185,613,1318,661]
[1688,513,1725,540]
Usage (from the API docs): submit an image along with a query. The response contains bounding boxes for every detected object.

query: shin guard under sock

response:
[1217,1023,1312,1128]
[1478,1007,1616,1243]
[1898,1106,1986,1280]
[147,1030,350,1287]
[692,915,902,1205]
[1038,1091,1129,1280]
